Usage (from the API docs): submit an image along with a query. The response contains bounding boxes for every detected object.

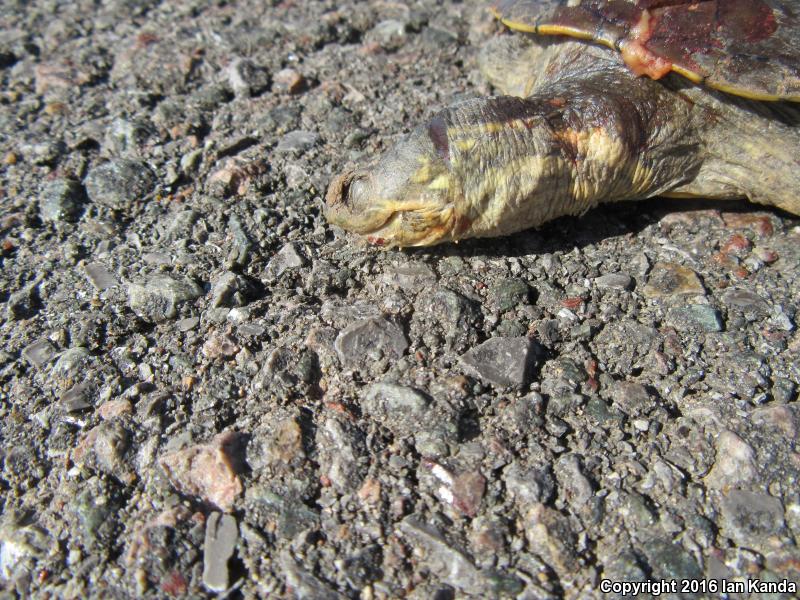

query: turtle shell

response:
[492,0,800,100]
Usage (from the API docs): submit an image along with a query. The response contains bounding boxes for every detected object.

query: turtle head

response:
[325,119,462,247]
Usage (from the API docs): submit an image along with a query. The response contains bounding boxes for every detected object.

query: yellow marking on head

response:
[428,174,451,190]
[410,163,432,184]
[454,139,477,152]
[411,159,440,184]
[453,125,656,239]
[447,122,505,141]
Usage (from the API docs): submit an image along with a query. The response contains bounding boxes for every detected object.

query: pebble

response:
[553,454,594,510]
[0,516,50,581]
[460,336,537,388]
[361,383,429,437]
[279,550,343,600]
[176,316,200,332]
[21,338,56,368]
[127,275,204,322]
[665,305,723,332]
[753,246,779,263]
[334,317,408,367]
[225,58,270,99]
[206,159,261,198]
[202,333,239,360]
[39,179,84,222]
[162,209,199,242]
[60,382,93,412]
[425,459,486,517]
[771,378,797,403]
[97,399,133,420]
[92,423,131,476]
[266,242,306,278]
[644,539,702,582]
[413,422,459,459]
[594,272,633,291]
[642,262,705,298]
[380,261,437,289]
[210,271,250,307]
[158,431,244,511]
[422,26,459,47]
[6,281,40,321]
[704,430,757,489]
[524,503,579,573]
[275,130,319,154]
[397,516,490,595]
[720,490,786,547]
[721,212,774,236]
[273,68,306,94]
[83,263,118,290]
[721,288,769,315]
[754,405,797,440]
[203,512,238,592]
[261,105,301,135]
[72,422,131,479]
[492,277,530,312]
[609,381,651,417]
[263,418,305,466]
[248,490,318,541]
[84,159,156,210]
[365,20,408,50]
[584,396,619,425]
[71,479,120,549]
[315,417,365,493]
[257,347,318,391]
[20,139,66,165]
[104,117,155,155]
[769,304,794,331]
[52,347,90,381]
[503,462,555,506]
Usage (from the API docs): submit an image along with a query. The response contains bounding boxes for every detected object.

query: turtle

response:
[324,0,800,247]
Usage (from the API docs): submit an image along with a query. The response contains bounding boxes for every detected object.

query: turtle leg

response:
[664,92,800,217]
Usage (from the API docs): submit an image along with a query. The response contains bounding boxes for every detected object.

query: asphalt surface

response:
[0,0,799,598]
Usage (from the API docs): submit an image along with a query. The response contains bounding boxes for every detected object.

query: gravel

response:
[0,0,799,597]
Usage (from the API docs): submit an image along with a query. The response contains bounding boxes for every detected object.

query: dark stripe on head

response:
[428,116,450,163]
[486,96,545,123]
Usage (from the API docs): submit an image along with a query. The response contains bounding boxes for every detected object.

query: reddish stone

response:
[158,431,244,512]
[720,233,751,255]
[722,212,774,237]
[161,571,188,596]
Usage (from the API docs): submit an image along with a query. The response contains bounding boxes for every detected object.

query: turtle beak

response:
[324,124,461,247]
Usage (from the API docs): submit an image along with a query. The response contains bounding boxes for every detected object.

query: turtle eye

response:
[349,177,365,200]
